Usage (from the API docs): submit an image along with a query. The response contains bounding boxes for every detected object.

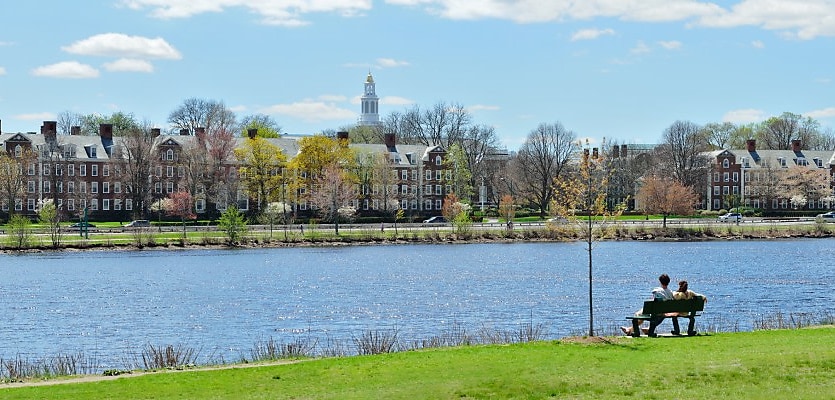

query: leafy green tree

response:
[218,204,248,244]
[444,143,473,201]
[241,114,282,138]
[80,111,140,136]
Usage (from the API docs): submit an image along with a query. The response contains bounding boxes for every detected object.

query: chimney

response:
[70,126,81,136]
[196,127,206,137]
[583,148,590,160]
[384,133,396,149]
[791,139,802,153]
[620,144,627,157]
[592,147,599,159]
[247,128,257,139]
[42,121,58,142]
[151,128,161,137]
[746,139,756,152]
[337,131,349,147]
[99,123,113,140]
[179,128,190,136]
[612,145,620,158]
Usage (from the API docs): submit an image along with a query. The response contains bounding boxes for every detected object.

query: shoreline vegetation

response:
[2,325,834,398]
[2,219,835,253]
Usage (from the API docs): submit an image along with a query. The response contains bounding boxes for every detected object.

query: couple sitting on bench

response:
[621,274,707,337]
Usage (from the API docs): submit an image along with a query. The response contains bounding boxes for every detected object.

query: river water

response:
[1,240,833,369]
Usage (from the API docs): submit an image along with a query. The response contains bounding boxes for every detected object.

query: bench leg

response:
[632,319,642,337]
[687,316,697,335]
[672,317,681,335]
[647,316,664,337]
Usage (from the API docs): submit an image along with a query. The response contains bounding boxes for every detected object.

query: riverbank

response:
[3,221,835,253]
[3,327,834,399]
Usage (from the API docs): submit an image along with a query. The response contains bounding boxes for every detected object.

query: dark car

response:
[123,220,151,228]
[422,216,447,224]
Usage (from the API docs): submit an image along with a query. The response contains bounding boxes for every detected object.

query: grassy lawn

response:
[3,327,834,399]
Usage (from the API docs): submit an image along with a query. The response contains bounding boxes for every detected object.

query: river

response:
[1,239,833,369]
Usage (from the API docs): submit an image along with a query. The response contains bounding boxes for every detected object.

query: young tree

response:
[308,163,358,235]
[218,204,248,244]
[38,199,63,247]
[441,193,472,236]
[7,214,33,249]
[0,150,32,217]
[552,142,625,337]
[498,194,515,231]
[636,175,698,228]
[444,143,473,202]
[166,191,195,240]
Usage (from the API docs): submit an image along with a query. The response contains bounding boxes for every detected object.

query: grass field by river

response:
[3,327,834,399]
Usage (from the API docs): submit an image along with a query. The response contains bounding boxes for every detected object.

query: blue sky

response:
[1,1,834,150]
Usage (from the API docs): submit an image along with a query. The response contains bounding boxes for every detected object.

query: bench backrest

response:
[642,297,705,316]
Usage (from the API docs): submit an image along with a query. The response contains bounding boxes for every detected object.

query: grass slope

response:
[3,327,835,399]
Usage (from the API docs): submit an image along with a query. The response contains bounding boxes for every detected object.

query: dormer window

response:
[741,157,749,168]
[814,158,823,168]
[722,159,730,168]
[778,157,786,167]
[796,157,807,166]
[435,155,442,166]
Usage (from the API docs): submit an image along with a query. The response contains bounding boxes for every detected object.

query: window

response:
[80,164,87,176]
[155,166,162,177]
[732,172,738,182]
[102,199,110,211]
[373,199,379,210]
[411,200,417,210]
[733,186,739,195]
[445,185,452,194]
[14,145,22,158]
[401,199,408,209]
[114,182,121,193]
[722,186,729,195]
[80,182,87,193]
[27,198,36,211]
[425,170,432,180]
[435,155,442,166]
[154,182,161,193]
[103,182,110,193]
[68,164,75,176]
[167,166,174,177]
[196,199,206,213]
[15,199,22,211]
[435,170,442,180]
[42,181,50,193]
[435,199,442,209]
[67,199,75,211]
[166,149,174,161]
[91,182,99,194]
[178,166,184,177]
[126,199,133,210]
[55,164,62,176]
[425,184,432,194]
[102,165,109,176]
[411,170,417,181]
[722,159,730,168]
[90,147,97,158]
[42,163,50,176]
[425,199,433,210]
[363,199,369,210]
[435,185,442,195]
[90,199,98,211]
[114,199,122,211]
[445,170,452,180]
[401,185,408,195]
[713,199,720,209]
[723,172,729,182]
[166,182,174,193]
[28,181,35,193]
[401,170,408,180]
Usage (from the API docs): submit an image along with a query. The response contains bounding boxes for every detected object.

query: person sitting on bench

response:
[621,273,675,336]
[671,280,707,336]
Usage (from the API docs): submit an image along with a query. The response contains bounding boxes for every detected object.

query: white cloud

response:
[32,61,100,79]
[103,58,154,73]
[695,0,835,40]
[0,66,6,75]
[467,104,500,112]
[658,40,682,50]
[571,28,615,41]
[377,58,410,68]
[805,107,835,119]
[722,108,766,124]
[14,112,56,121]
[229,105,248,113]
[260,100,355,122]
[751,40,765,48]
[62,33,181,60]
[319,94,347,102]
[630,41,651,54]
[122,0,372,26]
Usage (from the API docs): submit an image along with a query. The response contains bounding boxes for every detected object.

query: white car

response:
[718,212,742,222]
[816,211,835,222]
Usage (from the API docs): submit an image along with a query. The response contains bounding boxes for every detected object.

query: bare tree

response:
[514,122,577,218]
[756,112,820,150]
[308,163,358,235]
[56,111,83,135]
[701,122,737,150]
[168,98,237,136]
[657,120,711,192]
[0,150,33,217]
[112,125,158,219]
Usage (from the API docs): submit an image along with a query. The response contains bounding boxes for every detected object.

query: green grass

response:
[4,327,835,399]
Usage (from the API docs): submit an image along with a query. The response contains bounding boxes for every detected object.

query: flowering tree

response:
[308,163,358,235]
[635,175,698,228]
[442,193,472,236]
[166,191,195,239]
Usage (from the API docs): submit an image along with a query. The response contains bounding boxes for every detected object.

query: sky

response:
[1,1,834,151]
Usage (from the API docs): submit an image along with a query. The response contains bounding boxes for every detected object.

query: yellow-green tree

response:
[288,135,356,209]
[552,141,625,337]
[0,149,34,217]
[234,137,287,214]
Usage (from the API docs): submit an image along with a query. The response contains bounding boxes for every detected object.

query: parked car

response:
[718,212,742,222]
[422,216,447,224]
[816,211,835,222]
[67,222,96,231]
[547,216,568,223]
[123,220,151,228]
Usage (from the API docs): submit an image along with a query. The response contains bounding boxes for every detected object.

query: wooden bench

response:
[625,297,705,337]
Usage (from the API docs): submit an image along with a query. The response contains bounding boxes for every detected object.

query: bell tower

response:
[359,72,381,126]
